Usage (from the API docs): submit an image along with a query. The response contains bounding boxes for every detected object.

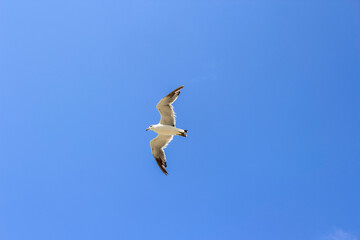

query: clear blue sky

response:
[1,1,359,240]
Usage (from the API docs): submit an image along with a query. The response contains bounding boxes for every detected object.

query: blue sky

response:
[0,1,359,240]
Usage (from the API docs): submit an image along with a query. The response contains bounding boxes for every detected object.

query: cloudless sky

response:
[1,1,360,240]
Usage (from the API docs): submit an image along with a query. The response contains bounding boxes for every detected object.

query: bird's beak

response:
[145,128,149,131]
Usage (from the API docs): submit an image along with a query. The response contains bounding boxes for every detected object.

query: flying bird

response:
[146,85,188,175]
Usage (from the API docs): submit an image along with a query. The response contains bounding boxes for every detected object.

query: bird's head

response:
[146,125,154,131]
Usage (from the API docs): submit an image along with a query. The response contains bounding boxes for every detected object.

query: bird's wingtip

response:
[175,85,184,91]
[162,167,168,176]
[155,157,168,175]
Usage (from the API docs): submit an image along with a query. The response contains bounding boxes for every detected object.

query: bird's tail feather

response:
[178,129,188,137]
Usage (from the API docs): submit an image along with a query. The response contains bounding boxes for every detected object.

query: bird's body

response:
[148,124,186,136]
[146,85,187,175]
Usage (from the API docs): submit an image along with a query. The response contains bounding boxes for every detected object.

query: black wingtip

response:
[167,85,184,97]
[155,158,168,175]
[162,167,168,176]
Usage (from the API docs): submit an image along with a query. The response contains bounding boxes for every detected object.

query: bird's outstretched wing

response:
[156,85,184,127]
[150,134,174,175]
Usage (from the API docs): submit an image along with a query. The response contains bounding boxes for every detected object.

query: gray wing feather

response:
[150,135,174,175]
[156,85,184,127]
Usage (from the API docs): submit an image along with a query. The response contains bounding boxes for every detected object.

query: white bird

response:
[146,85,188,175]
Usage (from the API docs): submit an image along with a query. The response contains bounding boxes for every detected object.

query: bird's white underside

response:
[149,124,183,136]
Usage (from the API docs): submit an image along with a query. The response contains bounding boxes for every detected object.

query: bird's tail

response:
[178,129,188,137]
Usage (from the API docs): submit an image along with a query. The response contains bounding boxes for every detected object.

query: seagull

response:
[146,85,188,175]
